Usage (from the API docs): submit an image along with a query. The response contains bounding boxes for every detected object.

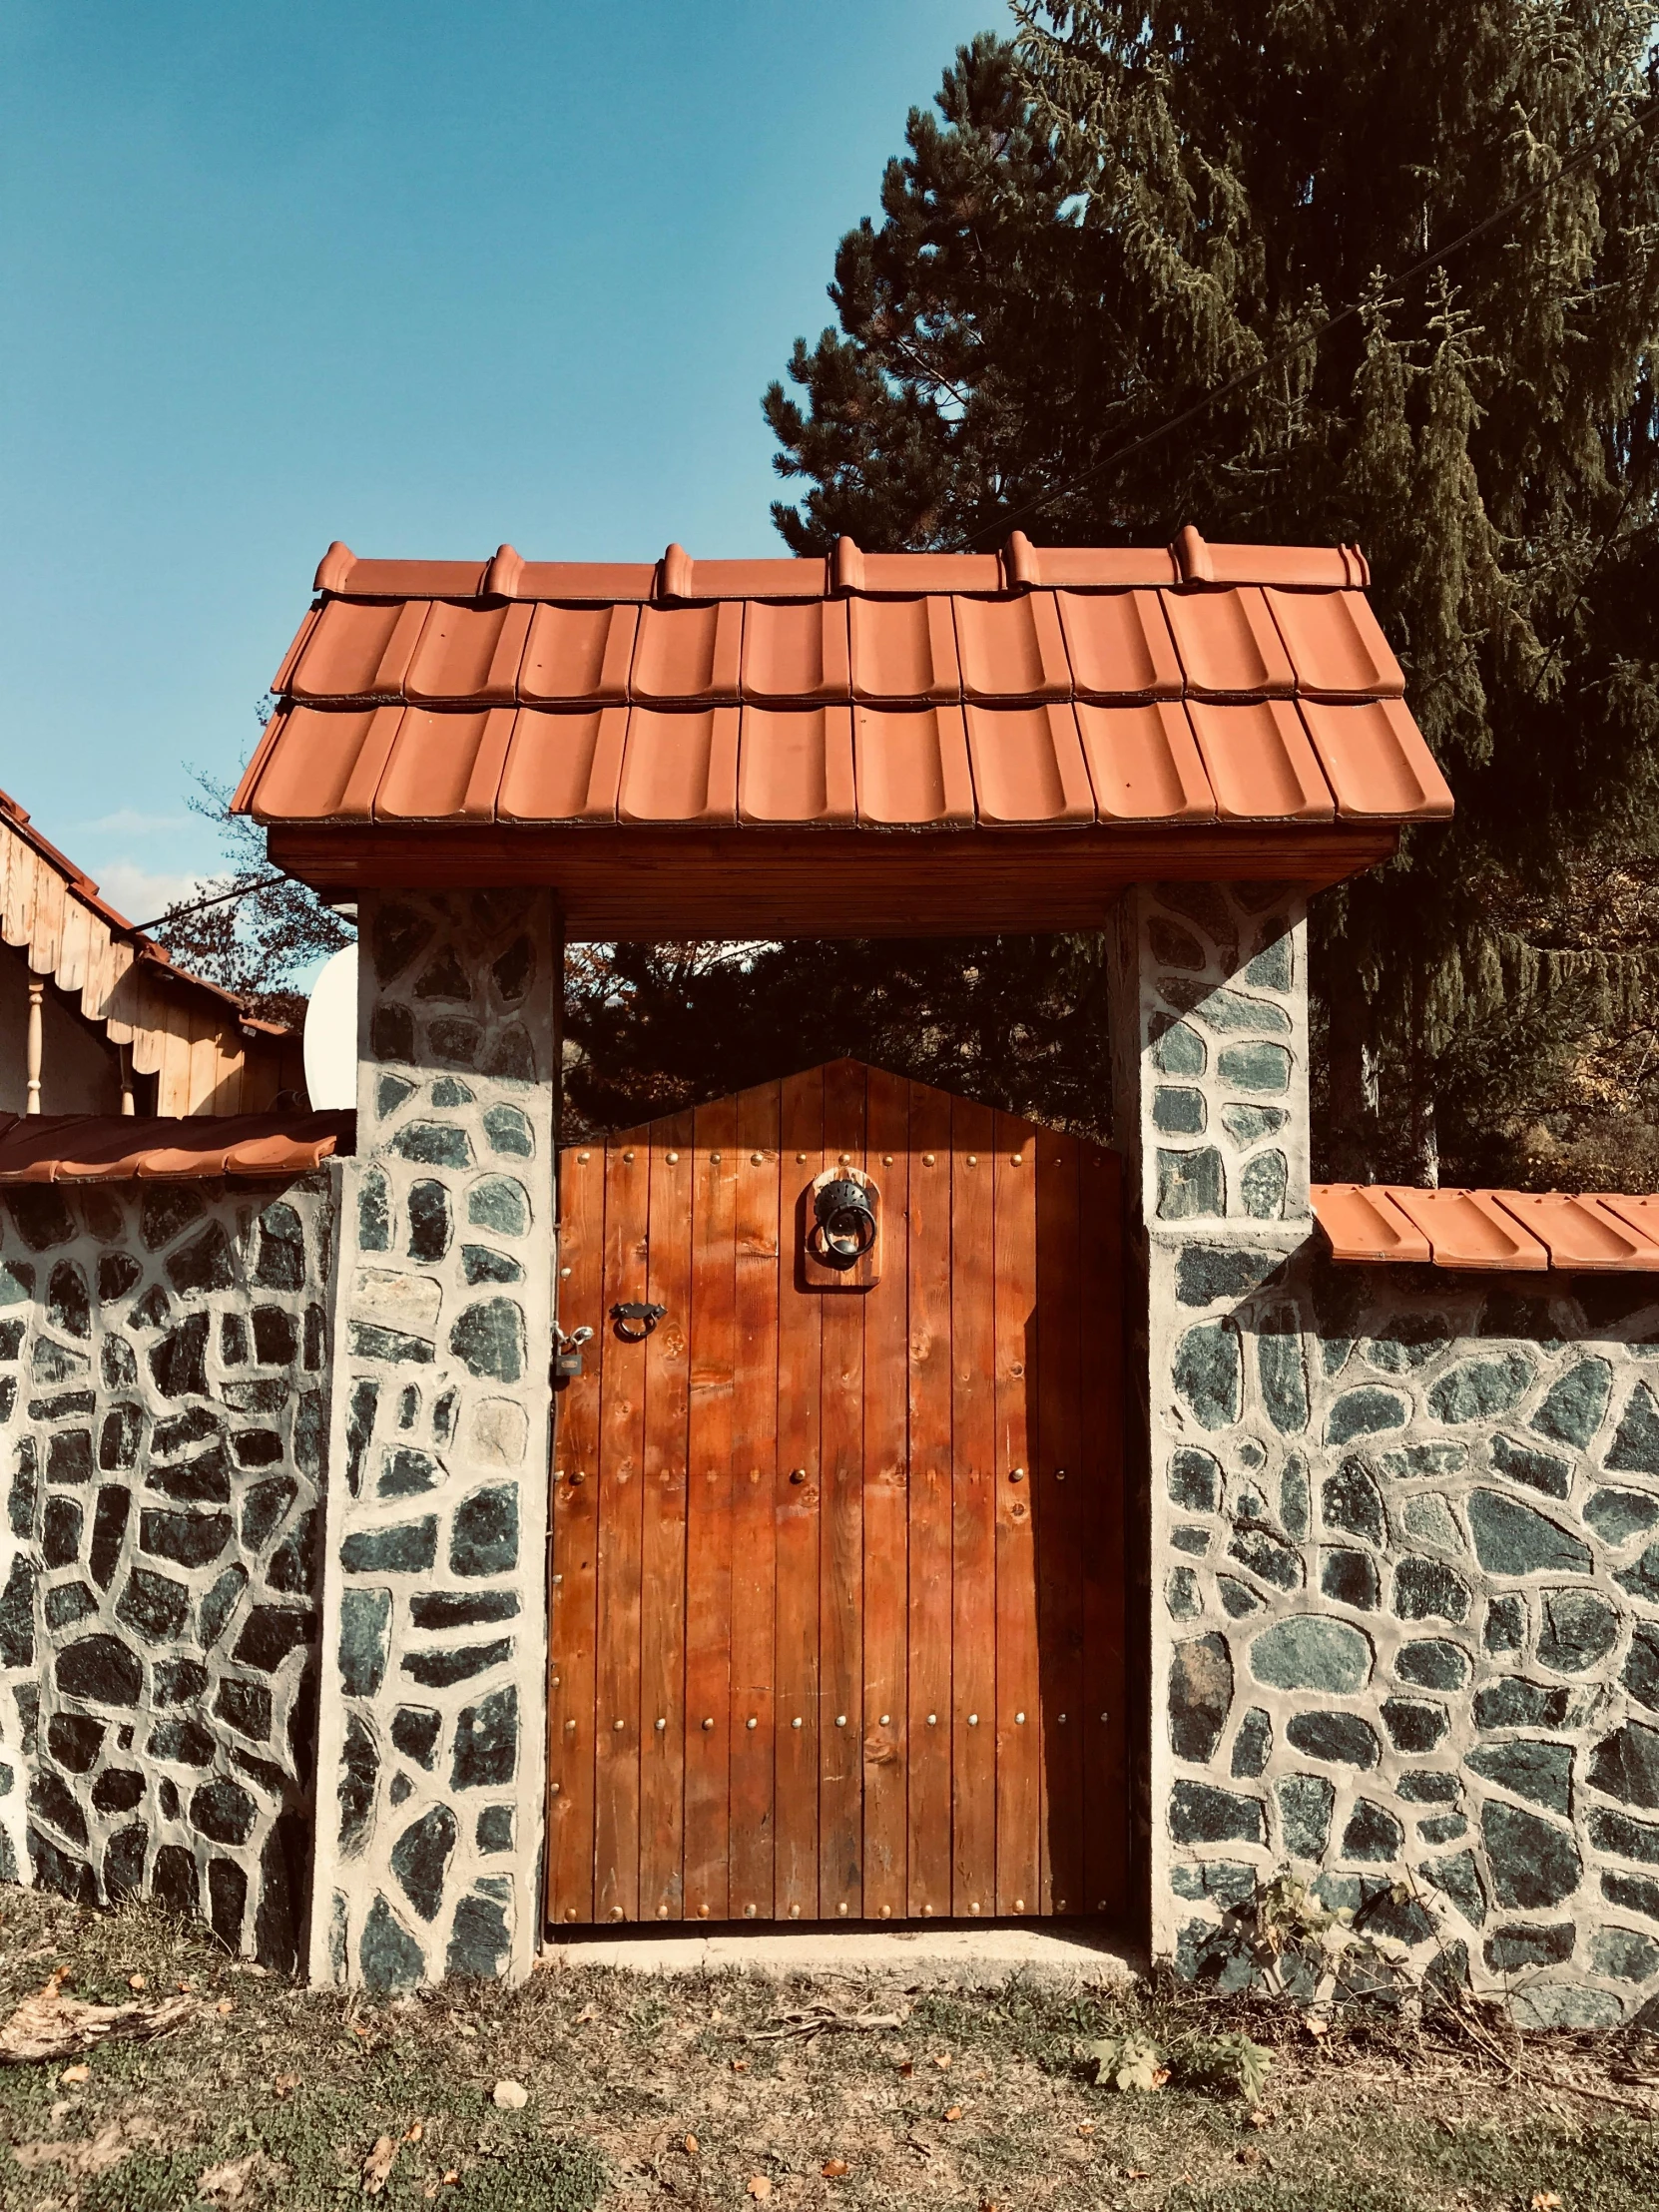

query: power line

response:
[129,872,284,937]
[956,88,1659,548]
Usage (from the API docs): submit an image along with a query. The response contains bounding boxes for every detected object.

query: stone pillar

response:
[1109,881,1310,1962]
[308,889,558,1986]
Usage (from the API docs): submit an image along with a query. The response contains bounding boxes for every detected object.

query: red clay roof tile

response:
[849,597,961,704]
[617,706,741,824]
[1310,1184,1433,1262]
[1266,588,1404,698]
[288,599,429,701]
[1316,1184,1659,1273]
[1185,700,1334,821]
[853,706,973,827]
[741,600,850,705]
[1299,699,1454,821]
[1075,702,1215,823]
[517,602,638,706]
[403,601,532,707]
[952,593,1070,702]
[963,703,1094,827]
[738,706,856,826]
[497,708,627,822]
[1492,1191,1659,1270]
[0,1110,353,1183]
[1162,588,1297,697]
[1380,1186,1549,1270]
[1056,590,1184,700]
[630,602,744,704]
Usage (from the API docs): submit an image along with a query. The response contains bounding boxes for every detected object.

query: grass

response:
[0,1888,1656,2209]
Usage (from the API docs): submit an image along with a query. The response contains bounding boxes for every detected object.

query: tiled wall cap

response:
[660,543,696,602]
[483,544,525,601]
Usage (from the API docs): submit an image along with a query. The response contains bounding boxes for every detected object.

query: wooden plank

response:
[818,1058,866,1919]
[548,1142,605,1927]
[1035,1133,1085,1915]
[1080,1143,1128,1923]
[905,1080,953,1919]
[730,1081,782,1920]
[640,1111,694,1920]
[949,1097,996,1919]
[595,1131,650,1922]
[774,1067,824,1919]
[684,1095,738,1921]
[993,1113,1042,1918]
[860,1066,909,1920]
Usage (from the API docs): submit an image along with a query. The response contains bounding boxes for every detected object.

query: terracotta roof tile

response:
[1075,702,1215,823]
[0,1109,353,1183]
[1594,1193,1659,1248]
[1162,588,1297,697]
[1310,1184,1432,1262]
[952,593,1070,702]
[1299,699,1454,820]
[1382,1187,1549,1269]
[741,600,850,705]
[1316,1183,1659,1273]
[738,707,856,826]
[1172,527,1368,588]
[630,602,744,704]
[1266,588,1404,698]
[510,560,659,602]
[518,602,638,705]
[849,598,961,704]
[1492,1190,1659,1270]
[1185,701,1334,822]
[497,708,628,822]
[403,601,533,706]
[963,703,1094,827]
[375,708,516,822]
[288,599,429,701]
[1055,590,1183,700]
[617,707,741,824]
[677,556,829,601]
[853,707,973,827]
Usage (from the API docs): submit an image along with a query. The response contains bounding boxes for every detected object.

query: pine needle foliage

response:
[761,7,1659,1185]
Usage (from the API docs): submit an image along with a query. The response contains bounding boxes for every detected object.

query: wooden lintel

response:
[265,825,1397,940]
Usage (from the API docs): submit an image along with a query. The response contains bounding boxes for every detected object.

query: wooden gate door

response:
[546,1058,1126,1928]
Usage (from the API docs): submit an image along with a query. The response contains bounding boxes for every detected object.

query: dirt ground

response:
[1,1889,1658,2211]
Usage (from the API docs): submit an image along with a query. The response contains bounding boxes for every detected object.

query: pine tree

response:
[763,8,1659,1187]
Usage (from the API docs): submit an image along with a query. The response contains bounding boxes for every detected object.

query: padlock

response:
[551,1322,593,1384]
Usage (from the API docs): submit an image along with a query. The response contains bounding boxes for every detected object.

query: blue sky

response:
[0,0,998,918]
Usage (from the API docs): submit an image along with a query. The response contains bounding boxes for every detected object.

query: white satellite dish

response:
[303,942,359,1110]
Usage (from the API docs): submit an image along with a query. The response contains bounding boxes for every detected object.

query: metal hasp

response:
[552,1321,594,1381]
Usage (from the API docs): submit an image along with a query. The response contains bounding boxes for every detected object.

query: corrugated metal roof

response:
[0,1109,354,1183]
[235,529,1451,836]
[1313,1184,1659,1272]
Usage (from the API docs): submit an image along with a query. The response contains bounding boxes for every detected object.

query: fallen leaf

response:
[0,1969,196,2065]
[896,2059,914,2077]
[403,2122,424,2144]
[58,2064,90,2085]
[362,2135,398,2195]
[1236,2147,1261,2167]
[442,2172,459,2186]
[216,1999,236,2016]
[127,1975,147,1991]
[456,2024,477,2039]
[933,2053,952,2068]
[747,2179,773,2201]
[491,2079,528,2111]
[575,2003,598,2024]
[1531,2197,1563,2211]
[199,2153,261,2202]
[1075,2120,1095,2137]
[14,2117,157,2180]
[684,2135,700,2155]
[731,2058,750,2073]
[944,2105,963,2122]
[823,2158,849,2177]
[1248,2108,1270,2128]
[1305,2016,1328,2038]
[1125,2172,1151,2182]
[274,2072,300,2098]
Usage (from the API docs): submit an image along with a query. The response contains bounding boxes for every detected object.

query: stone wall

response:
[309,889,556,1990]
[0,1172,333,1968]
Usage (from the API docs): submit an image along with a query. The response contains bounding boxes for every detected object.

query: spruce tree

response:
[763,8,1659,1187]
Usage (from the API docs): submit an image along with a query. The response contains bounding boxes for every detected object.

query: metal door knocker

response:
[611,1302,666,1342]
[808,1169,878,1271]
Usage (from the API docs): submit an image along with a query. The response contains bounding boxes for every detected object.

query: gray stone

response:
[1172,1524,1210,1555]
[1398,1770,1460,1805]
[1361,1317,1448,1373]
[1589,1720,1659,1809]
[1467,1738,1574,1814]
[56,1633,142,1706]
[1474,1676,1571,1730]
[1216,1576,1259,1616]
[392,1707,442,1767]
[463,1246,524,1286]
[371,901,434,982]
[447,1889,512,1978]
[1240,1152,1288,1220]
[1227,1523,1302,1589]
[1536,1587,1620,1674]
[1153,1087,1206,1135]
[139,1507,230,1569]
[1342,1799,1403,1862]
[1167,1567,1201,1617]
[391,1804,458,1922]
[1466,1489,1591,1576]
[1250,1615,1371,1691]
[476,1806,514,1854]
[378,1447,445,1498]
[1615,1541,1659,1604]
[1325,1386,1407,1445]
[402,1637,514,1688]
[1286,1710,1380,1768]
[1173,1321,1242,1429]
[1511,1985,1623,2030]
[1257,1319,1307,1432]
[117,1565,190,1642]
[1625,1623,1659,1711]
[1603,1869,1659,1924]
[1382,1697,1448,1753]
[376,1073,416,1118]
[491,931,536,1001]
[1585,1486,1659,1545]
[1168,1779,1264,1844]
[1175,1247,1279,1306]
[1231,1708,1272,1779]
[1427,1352,1536,1424]
[349,1322,436,1366]
[358,1168,391,1253]
[1484,1594,1526,1653]
[242,1476,297,1552]
[1488,1431,1573,1501]
[431,1076,474,1108]
[431,1018,482,1066]
[1162,979,1290,1035]
[1588,1806,1659,1864]
[467,1175,530,1237]
[1321,1547,1381,1609]
[1169,1633,1233,1763]
[1589,1925,1659,1980]
[339,1587,393,1697]
[359,1896,426,1990]
[1157,1148,1225,1219]
[1380,1441,1468,1478]
[253,1201,305,1290]
[1486,1922,1575,1971]
[405,1180,452,1264]
[1280,1454,1310,1539]
[410,1590,520,1631]
[1401,1491,1463,1553]
[191,1778,256,1846]
[216,1678,273,1742]
[1482,1800,1582,1908]
[371,1003,415,1062]
[1168,1447,1222,1511]
[1221,1105,1288,1145]
[1322,1456,1384,1543]
[392,1122,474,1169]
[1276,1773,1334,1859]
[449,1483,519,1577]
[1216,1041,1291,1094]
[341,1518,438,1575]
[1151,918,1206,969]
[1391,1639,1469,1694]
[1533,1357,1613,1449]
[1607,1382,1659,1472]
[1151,1019,1206,1075]
[199,1566,248,1650]
[482,1103,533,1157]
[1393,1556,1470,1622]
[450,1298,526,1382]
[451,1686,518,1789]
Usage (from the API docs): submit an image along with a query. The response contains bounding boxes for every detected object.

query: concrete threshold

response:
[541,1920,1139,1986]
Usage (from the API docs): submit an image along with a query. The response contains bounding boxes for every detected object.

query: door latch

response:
[611,1302,666,1342]
[551,1323,593,1382]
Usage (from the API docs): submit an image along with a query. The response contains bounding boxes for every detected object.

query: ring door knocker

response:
[807,1167,879,1273]
[610,1302,666,1343]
